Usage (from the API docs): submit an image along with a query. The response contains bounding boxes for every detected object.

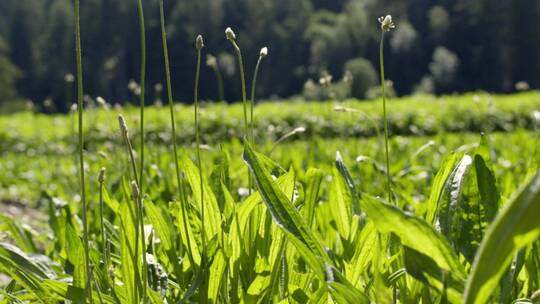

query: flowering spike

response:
[118,114,129,135]
[196,35,204,50]
[225,27,236,41]
[260,47,268,58]
[98,167,106,183]
[378,15,395,32]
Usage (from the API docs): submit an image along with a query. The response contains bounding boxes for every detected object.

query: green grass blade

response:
[464,172,540,304]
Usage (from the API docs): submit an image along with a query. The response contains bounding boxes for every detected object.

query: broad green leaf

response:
[145,200,173,250]
[363,196,466,280]
[243,140,330,275]
[439,154,473,239]
[181,153,222,239]
[303,168,323,226]
[403,246,464,303]
[208,250,227,303]
[425,153,461,224]
[464,172,540,304]
[474,154,499,223]
[65,223,86,290]
[0,243,47,298]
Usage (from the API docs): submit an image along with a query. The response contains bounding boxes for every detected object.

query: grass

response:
[1,6,540,304]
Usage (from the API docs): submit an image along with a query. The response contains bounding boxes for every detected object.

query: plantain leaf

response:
[363,196,466,281]
[425,153,461,225]
[208,250,227,303]
[403,246,463,303]
[303,168,323,226]
[181,153,222,240]
[243,140,330,276]
[464,172,540,304]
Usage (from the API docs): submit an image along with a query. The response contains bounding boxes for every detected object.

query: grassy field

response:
[1,92,540,303]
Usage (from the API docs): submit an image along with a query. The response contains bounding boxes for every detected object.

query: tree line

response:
[0,0,538,112]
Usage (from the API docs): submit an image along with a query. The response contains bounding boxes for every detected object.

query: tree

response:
[0,35,21,104]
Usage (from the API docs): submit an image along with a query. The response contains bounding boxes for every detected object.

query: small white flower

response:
[260,47,268,58]
[225,27,236,41]
[378,15,395,32]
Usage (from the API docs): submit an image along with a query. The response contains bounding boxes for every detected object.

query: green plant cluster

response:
[1,92,539,151]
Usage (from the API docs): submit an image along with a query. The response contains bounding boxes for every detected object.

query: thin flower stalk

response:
[73,0,92,302]
[378,15,395,202]
[249,47,268,143]
[159,0,195,267]
[194,35,206,259]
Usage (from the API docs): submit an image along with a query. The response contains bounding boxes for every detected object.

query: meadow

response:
[1,1,540,303]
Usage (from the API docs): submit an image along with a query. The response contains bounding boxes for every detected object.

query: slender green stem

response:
[194,47,206,258]
[230,41,249,141]
[230,40,253,192]
[73,1,92,302]
[249,56,263,144]
[379,31,392,202]
[98,170,106,260]
[135,1,148,298]
[136,0,146,192]
[159,0,195,267]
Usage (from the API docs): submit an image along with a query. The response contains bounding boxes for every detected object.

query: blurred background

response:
[0,0,539,113]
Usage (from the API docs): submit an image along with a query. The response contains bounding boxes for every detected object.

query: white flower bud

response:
[225,27,236,41]
[260,47,268,58]
[196,35,204,50]
[206,54,217,68]
[64,73,75,83]
[378,15,396,32]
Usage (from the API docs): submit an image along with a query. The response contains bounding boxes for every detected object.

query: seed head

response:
[225,27,236,41]
[260,47,268,58]
[70,103,78,113]
[196,35,204,50]
[98,167,106,183]
[206,54,217,68]
[378,15,395,32]
[118,114,128,135]
[131,181,140,200]
[64,73,75,83]
[96,96,106,106]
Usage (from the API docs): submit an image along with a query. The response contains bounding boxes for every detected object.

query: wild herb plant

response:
[1,8,540,304]
[136,0,147,195]
[194,34,206,262]
[73,0,92,301]
[378,15,395,201]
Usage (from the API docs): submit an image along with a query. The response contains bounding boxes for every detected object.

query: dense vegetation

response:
[1,0,540,111]
[1,1,540,303]
[1,95,540,302]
